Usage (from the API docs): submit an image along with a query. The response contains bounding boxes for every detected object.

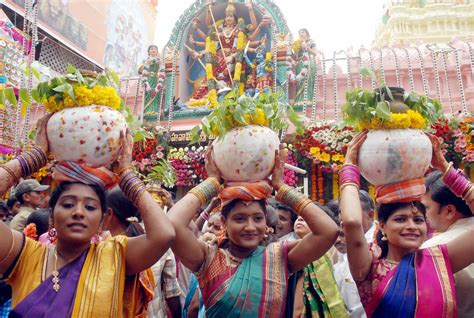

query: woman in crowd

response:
[104,188,155,318]
[168,146,339,317]
[286,207,348,317]
[340,132,474,317]
[0,116,175,316]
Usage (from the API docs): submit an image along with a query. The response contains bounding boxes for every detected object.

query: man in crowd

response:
[422,171,474,318]
[9,179,49,232]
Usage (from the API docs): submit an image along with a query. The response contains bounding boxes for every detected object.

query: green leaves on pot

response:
[190,90,305,144]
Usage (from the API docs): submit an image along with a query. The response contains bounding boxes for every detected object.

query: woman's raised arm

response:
[0,115,51,273]
[118,131,176,275]
[168,148,221,272]
[339,131,373,281]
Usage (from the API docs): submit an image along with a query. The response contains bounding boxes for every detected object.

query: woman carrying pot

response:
[168,147,339,317]
[0,116,175,316]
[340,131,474,317]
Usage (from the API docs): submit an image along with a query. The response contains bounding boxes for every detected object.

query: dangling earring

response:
[92,226,104,243]
[47,227,57,244]
[381,231,388,241]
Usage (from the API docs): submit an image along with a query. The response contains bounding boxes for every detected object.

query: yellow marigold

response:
[292,39,301,53]
[310,147,320,155]
[63,94,76,108]
[251,108,268,126]
[319,152,331,162]
[386,113,411,129]
[74,85,94,106]
[366,118,383,130]
[332,154,344,163]
[91,86,109,106]
[407,110,426,129]
[237,31,246,50]
[208,89,218,108]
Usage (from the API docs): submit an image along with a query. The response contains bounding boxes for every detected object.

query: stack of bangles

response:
[276,184,312,215]
[189,177,222,206]
[338,164,361,191]
[119,168,147,206]
[16,146,48,178]
[442,162,474,204]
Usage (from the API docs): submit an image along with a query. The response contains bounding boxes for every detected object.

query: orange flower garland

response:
[332,171,339,199]
[311,164,317,201]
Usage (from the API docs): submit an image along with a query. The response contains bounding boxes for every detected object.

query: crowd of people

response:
[0,115,473,318]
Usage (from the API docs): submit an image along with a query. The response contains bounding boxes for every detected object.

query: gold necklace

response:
[226,249,243,264]
[51,247,60,292]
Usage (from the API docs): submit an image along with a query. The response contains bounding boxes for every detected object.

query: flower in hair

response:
[126,216,139,223]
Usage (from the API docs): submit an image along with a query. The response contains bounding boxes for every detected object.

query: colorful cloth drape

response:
[301,255,349,318]
[219,181,273,206]
[52,161,117,189]
[123,268,155,318]
[285,254,348,318]
[366,245,456,318]
[197,242,289,318]
[6,236,129,317]
[375,178,425,204]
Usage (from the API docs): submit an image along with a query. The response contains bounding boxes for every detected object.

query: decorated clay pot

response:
[212,125,280,182]
[47,105,128,167]
[358,129,432,185]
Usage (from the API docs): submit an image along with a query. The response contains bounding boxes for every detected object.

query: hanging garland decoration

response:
[311,164,317,201]
[286,47,310,84]
[317,165,324,204]
[205,34,218,107]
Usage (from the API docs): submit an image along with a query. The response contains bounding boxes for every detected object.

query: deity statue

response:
[287,28,318,105]
[138,45,165,121]
[244,37,273,96]
[186,1,270,106]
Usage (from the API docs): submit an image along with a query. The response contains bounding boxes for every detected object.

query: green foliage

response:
[190,89,304,144]
[343,68,443,129]
[146,160,176,189]
[31,64,121,105]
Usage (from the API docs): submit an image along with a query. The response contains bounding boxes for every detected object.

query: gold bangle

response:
[295,198,313,215]
[442,162,454,180]
[276,184,292,202]
[0,165,19,181]
[118,166,135,177]
[462,184,474,201]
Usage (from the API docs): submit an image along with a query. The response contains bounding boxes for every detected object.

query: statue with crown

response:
[171,1,303,182]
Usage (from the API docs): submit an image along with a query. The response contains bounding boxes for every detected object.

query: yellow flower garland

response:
[358,110,427,130]
[43,84,121,113]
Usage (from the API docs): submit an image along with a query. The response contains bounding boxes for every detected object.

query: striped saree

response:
[366,245,457,318]
[197,241,289,318]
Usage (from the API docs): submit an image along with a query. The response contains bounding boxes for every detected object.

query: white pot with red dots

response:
[358,129,432,185]
[47,105,128,167]
[212,125,280,182]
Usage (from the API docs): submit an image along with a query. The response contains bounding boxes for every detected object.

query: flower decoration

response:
[168,146,208,187]
[32,65,124,113]
[293,125,355,172]
[133,137,165,173]
[431,115,474,167]
[284,147,299,187]
[32,164,51,182]
[23,223,38,240]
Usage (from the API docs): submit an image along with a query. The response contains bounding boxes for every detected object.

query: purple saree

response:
[10,249,88,317]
